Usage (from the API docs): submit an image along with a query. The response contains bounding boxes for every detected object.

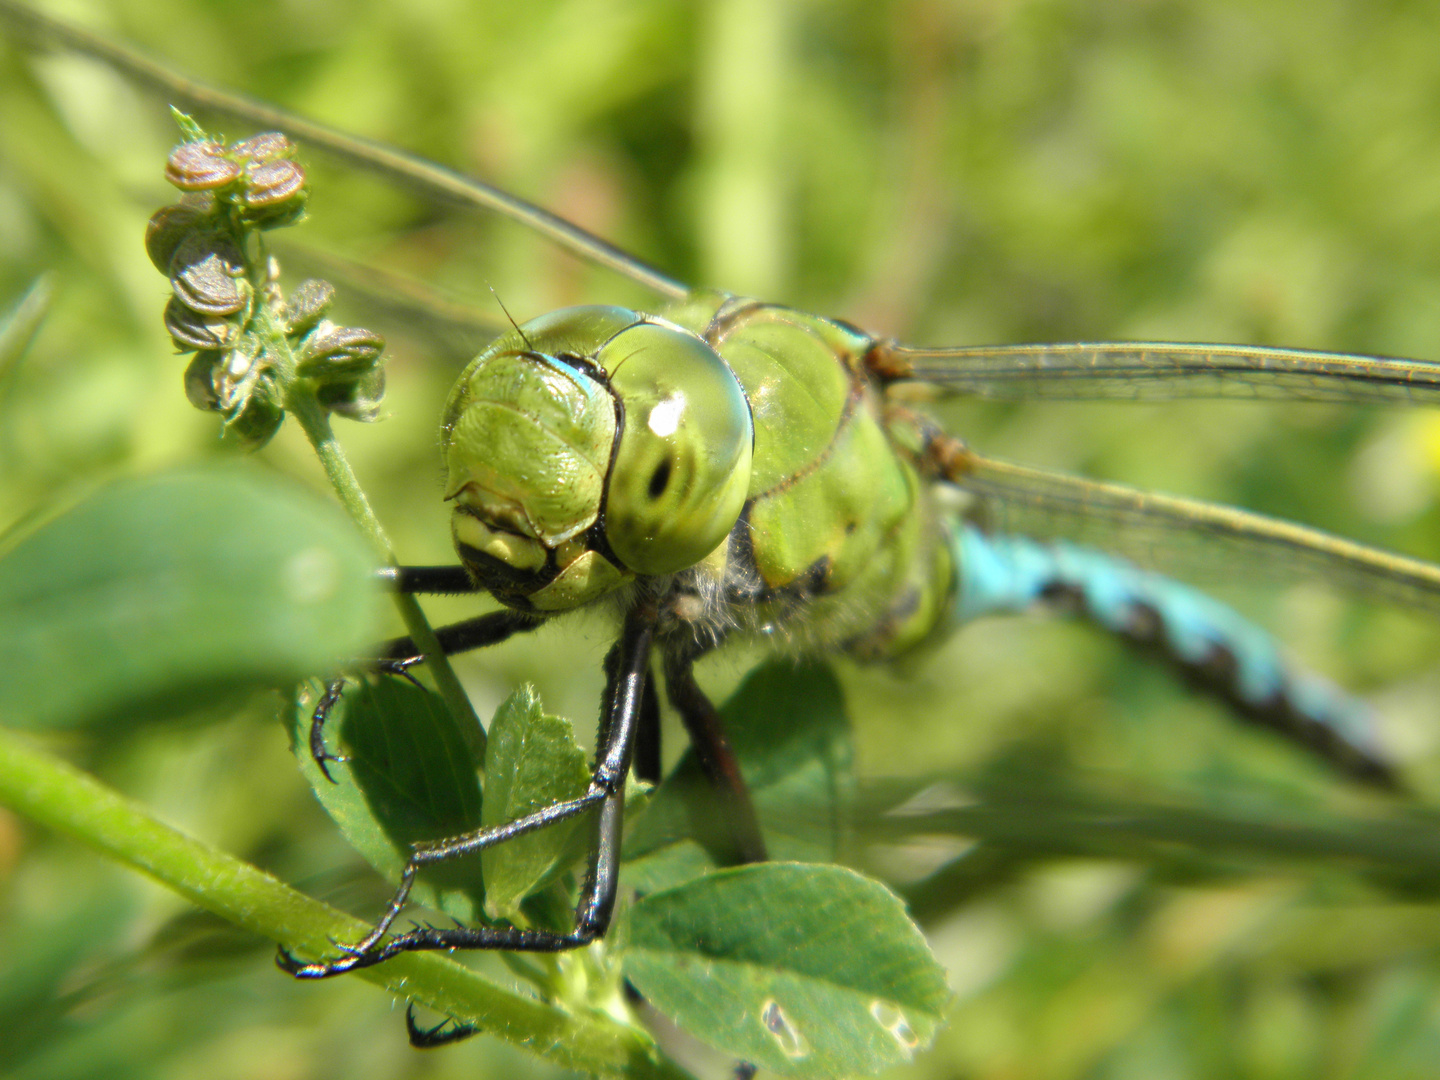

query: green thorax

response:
[664,291,956,661]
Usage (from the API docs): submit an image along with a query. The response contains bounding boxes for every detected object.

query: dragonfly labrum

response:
[12,1,1440,1063]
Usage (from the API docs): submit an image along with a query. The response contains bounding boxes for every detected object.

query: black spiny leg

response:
[662,649,768,866]
[308,677,351,781]
[379,564,482,594]
[311,554,537,778]
[278,603,658,978]
[406,1003,478,1049]
[634,663,663,785]
[378,609,545,661]
[379,562,542,661]
[307,657,425,781]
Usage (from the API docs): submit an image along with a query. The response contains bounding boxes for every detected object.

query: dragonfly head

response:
[441,305,753,611]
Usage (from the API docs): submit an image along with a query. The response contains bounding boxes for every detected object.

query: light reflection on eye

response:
[647,393,685,437]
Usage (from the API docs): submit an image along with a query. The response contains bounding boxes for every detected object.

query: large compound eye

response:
[599,321,753,576]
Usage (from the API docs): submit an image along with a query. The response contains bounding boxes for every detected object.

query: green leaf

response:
[481,685,593,921]
[622,862,949,1077]
[0,467,385,729]
[291,675,486,922]
[624,660,854,892]
[169,107,209,144]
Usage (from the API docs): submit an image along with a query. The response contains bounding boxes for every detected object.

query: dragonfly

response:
[53,5,1440,945]
[10,0,1440,1062]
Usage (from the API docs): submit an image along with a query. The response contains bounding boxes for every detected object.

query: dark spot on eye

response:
[648,460,672,499]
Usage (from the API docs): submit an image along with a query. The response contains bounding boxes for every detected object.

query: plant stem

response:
[0,727,689,1079]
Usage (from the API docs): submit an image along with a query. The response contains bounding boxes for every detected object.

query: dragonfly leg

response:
[278,603,656,980]
[662,649,768,866]
[376,609,545,662]
[308,610,544,779]
[307,662,427,783]
[405,1003,476,1049]
[634,663,663,785]
[307,556,527,776]
[378,564,482,594]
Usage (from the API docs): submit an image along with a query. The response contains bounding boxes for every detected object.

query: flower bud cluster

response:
[147,121,386,446]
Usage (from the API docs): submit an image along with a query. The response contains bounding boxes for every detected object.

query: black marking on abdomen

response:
[1038,582,1397,789]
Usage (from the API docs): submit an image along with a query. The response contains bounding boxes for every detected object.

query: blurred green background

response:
[6,0,1440,1076]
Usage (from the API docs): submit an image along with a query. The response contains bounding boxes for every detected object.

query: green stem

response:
[285,384,486,756]
[0,727,689,1079]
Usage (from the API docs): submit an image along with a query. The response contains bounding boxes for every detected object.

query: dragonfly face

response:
[441,304,753,611]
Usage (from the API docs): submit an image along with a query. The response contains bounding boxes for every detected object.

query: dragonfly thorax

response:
[441,306,754,612]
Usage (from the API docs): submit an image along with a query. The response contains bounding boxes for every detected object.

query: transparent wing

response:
[885,341,1440,405]
[275,242,506,363]
[949,451,1440,614]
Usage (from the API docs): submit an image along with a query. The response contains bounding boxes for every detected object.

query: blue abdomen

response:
[950,524,1394,787]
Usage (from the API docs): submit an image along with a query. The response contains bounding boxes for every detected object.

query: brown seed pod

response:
[317,366,386,421]
[284,279,336,335]
[223,391,285,449]
[144,203,209,274]
[168,230,244,274]
[297,323,386,377]
[242,160,307,207]
[228,132,294,164]
[172,251,251,317]
[165,141,240,191]
[240,197,309,231]
[164,295,239,351]
[182,351,223,411]
[168,231,247,310]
